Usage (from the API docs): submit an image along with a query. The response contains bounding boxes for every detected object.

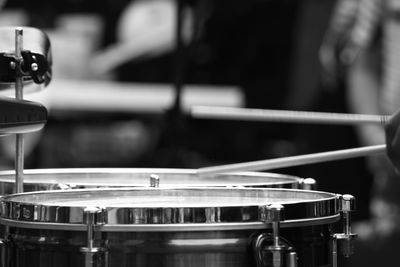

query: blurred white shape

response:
[45,79,244,115]
[49,13,106,80]
[90,0,193,75]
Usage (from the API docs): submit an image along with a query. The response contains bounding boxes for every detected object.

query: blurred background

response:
[0,0,393,265]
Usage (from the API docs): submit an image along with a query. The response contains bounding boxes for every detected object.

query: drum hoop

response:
[0,168,302,188]
[0,188,338,225]
[0,187,340,226]
[0,214,341,232]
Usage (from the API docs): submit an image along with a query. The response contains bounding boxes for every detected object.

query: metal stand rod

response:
[191,106,389,125]
[332,238,338,267]
[197,144,386,175]
[15,135,24,193]
[14,27,24,193]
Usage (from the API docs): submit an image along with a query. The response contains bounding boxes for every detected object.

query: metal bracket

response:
[300,178,317,190]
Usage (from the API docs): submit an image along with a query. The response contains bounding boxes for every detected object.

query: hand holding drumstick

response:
[385,109,400,173]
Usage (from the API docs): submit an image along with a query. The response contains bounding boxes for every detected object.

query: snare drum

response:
[0,187,354,267]
[0,168,315,195]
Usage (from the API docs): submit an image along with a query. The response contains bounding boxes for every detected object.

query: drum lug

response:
[300,178,317,190]
[80,206,107,267]
[255,204,298,267]
[150,174,160,188]
[332,194,357,266]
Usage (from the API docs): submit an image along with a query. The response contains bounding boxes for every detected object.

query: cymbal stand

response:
[0,26,51,193]
[13,28,24,193]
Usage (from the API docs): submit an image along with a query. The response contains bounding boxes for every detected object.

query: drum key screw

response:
[80,206,106,267]
[256,204,298,267]
[332,194,357,266]
[266,204,284,250]
[150,174,160,188]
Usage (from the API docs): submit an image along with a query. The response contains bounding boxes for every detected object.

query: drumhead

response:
[0,187,339,231]
[0,168,303,193]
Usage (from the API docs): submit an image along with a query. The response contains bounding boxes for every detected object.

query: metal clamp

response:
[332,194,357,267]
[5,28,50,86]
[80,207,106,267]
[255,204,298,267]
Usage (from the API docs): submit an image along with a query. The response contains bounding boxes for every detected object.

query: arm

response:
[346,40,394,178]
[346,46,384,147]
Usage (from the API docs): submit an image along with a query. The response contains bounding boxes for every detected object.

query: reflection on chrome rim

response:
[0,187,339,230]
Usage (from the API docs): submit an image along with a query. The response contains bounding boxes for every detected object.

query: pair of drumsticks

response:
[191,106,388,175]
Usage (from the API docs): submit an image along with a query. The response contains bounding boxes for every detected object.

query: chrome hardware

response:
[6,27,50,194]
[286,251,298,267]
[49,183,72,190]
[14,27,25,194]
[332,194,357,267]
[1,26,52,89]
[267,204,284,252]
[301,178,316,190]
[0,27,51,194]
[267,204,285,267]
[80,207,106,267]
[255,204,298,267]
[0,238,6,267]
[150,174,160,188]
[0,188,340,227]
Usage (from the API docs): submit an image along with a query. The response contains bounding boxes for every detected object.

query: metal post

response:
[14,27,24,194]
[80,207,105,267]
[332,238,338,267]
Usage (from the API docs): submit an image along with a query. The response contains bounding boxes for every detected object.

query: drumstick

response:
[191,106,389,125]
[196,144,386,175]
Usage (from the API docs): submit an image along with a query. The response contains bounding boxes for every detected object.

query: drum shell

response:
[0,187,340,267]
[4,224,334,267]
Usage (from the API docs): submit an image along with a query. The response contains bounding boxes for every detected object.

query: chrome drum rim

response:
[0,187,340,231]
